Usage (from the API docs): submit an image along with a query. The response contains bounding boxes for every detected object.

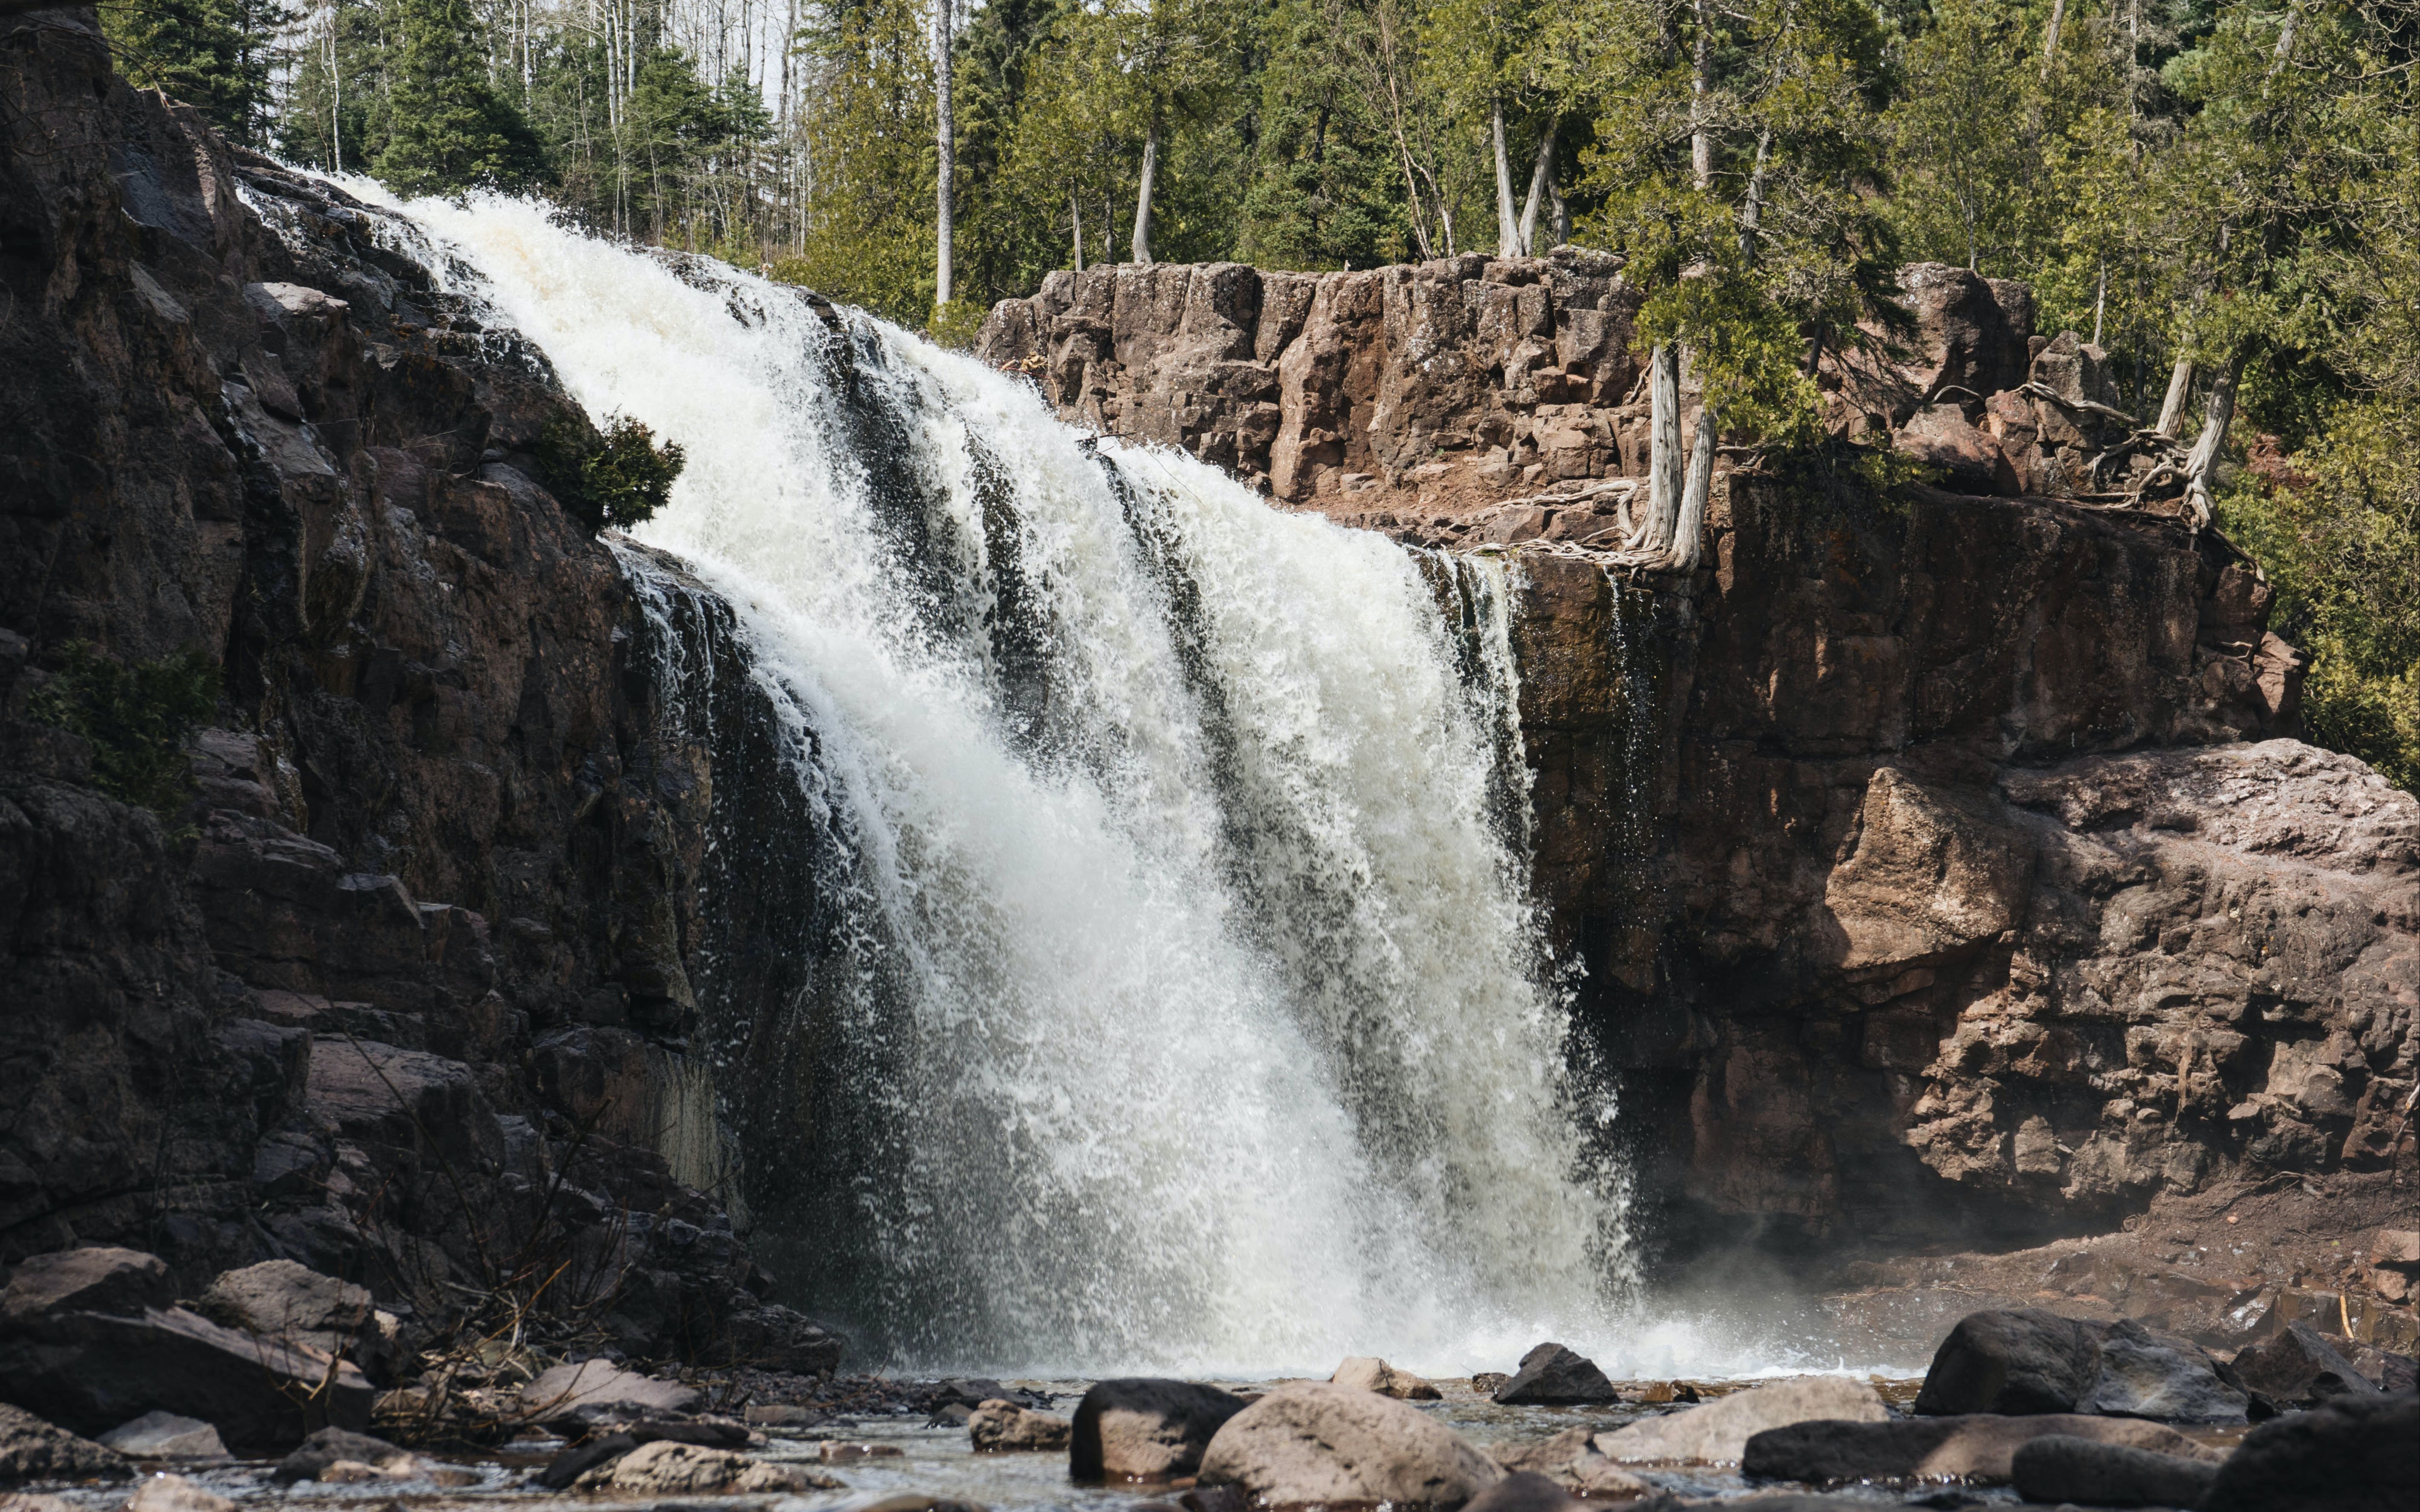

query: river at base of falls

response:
[328,183,1910,1384]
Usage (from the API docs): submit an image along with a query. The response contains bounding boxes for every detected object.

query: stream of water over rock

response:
[352,190,1644,1377]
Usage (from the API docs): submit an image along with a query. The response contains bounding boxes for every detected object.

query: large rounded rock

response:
[2201,1389,2417,1512]
[1332,1357,1442,1401]
[1741,1413,2215,1483]
[1912,1308,2102,1415]
[1197,1381,1501,1509]
[969,1400,1072,1452]
[1593,1376,1886,1465]
[1492,1344,1617,1406]
[2084,1319,2247,1422]
[1071,1378,1249,1480]
[578,1440,828,1494]
[2010,1434,2220,1507]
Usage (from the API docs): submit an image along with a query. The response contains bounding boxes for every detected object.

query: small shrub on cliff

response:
[28,643,222,815]
[539,413,688,532]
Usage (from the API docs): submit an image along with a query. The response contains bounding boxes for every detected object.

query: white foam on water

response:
[349,188,1664,1377]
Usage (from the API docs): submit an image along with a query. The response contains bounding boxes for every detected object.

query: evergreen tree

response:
[104,0,292,147]
[373,0,546,195]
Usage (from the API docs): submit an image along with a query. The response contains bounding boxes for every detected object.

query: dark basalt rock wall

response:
[982,263,2420,1261]
[0,5,826,1367]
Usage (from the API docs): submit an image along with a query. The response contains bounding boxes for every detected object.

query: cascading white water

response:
[355,190,1634,1375]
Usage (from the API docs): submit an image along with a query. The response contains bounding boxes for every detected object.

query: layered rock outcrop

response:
[0,4,824,1368]
[980,260,2417,1258]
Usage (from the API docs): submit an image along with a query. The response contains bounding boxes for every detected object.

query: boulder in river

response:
[95,1412,225,1461]
[970,1400,1073,1452]
[1492,1343,1618,1406]
[2200,1389,2418,1512]
[1332,1357,1443,1400]
[1592,1376,1887,1465]
[1197,1381,1501,1509]
[1458,1470,1588,1512]
[1071,1378,1250,1480]
[578,1440,832,1493]
[0,1404,129,1484]
[2228,1322,2386,1409]
[519,1359,705,1421]
[1741,1411,2217,1483]
[1486,1428,1647,1499]
[2009,1433,2221,1508]
[272,1427,419,1483]
[124,1474,234,1512]
[2084,1319,2248,1422]
[1911,1307,2103,1415]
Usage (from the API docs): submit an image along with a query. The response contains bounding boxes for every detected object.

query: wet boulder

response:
[577,1439,832,1493]
[2201,1389,2418,1512]
[1492,1343,1618,1406]
[1071,1378,1250,1480]
[272,1427,419,1483]
[1912,1307,2103,1415]
[969,1400,1073,1452]
[1593,1376,1887,1465]
[2229,1322,2386,1410]
[1197,1381,1501,1509]
[1742,1412,2216,1483]
[1332,1357,1442,1400]
[2010,1433,2221,1508]
[1458,1470,1587,1512]
[2085,1318,2248,1422]
[0,1404,130,1484]
[1486,1428,1648,1498]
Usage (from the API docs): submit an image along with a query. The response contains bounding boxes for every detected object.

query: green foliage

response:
[371,0,545,195]
[540,414,688,532]
[103,0,292,147]
[28,644,223,817]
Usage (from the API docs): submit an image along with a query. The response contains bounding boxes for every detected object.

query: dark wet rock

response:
[2348,1348,2417,1394]
[930,1404,977,1428]
[0,1404,129,1484]
[2009,1433,2219,1507]
[742,1404,826,1428]
[2229,1322,2387,1409]
[970,1399,1073,1452]
[579,1439,831,1493]
[850,1497,988,1512]
[271,1426,414,1483]
[625,1418,752,1449]
[1493,1342,1619,1405]
[535,1431,635,1490]
[198,1260,393,1382]
[95,1412,224,1460]
[0,1298,373,1449]
[1594,1376,1888,1464]
[1741,1412,2217,1483]
[2085,1319,2248,1423]
[931,1378,1015,1409]
[1486,1428,1648,1498]
[1459,1470,1584,1512]
[0,1250,173,1329]
[1072,1378,1252,1480]
[2201,1389,2418,1512]
[1332,1357,1443,1400]
[520,1360,705,1420]
[1914,1309,2104,1416]
[1197,1381,1501,1509]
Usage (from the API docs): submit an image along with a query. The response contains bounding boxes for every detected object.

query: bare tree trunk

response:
[934,0,953,307]
[1491,97,1519,257]
[2155,358,2193,436]
[2183,350,2243,529]
[1671,401,1717,570]
[2091,259,2106,346]
[1132,110,1159,265]
[1736,125,1772,257]
[1635,344,1683,551]
[1072,190,1083,271]
[1517,119,1556,255]
[1690,0,1714,190]
[2040,0,2066,78]
[1550,174,1569,249]
[2268,3,2300,78]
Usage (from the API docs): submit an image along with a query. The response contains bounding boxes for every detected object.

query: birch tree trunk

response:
[1132,110,1159,264]
[1491,98,1520,259]
[1690,0,1714,190]
[1671,401,1717,570]
[934,0,953,307]
[1072,190,1083,272]
[2183,350,2243,529]
[1516,120,1556,255]
[1736,126,1771,257]
[2040,0,2066,78]
[2155,359,2193,436]
[1634,344,1683,552]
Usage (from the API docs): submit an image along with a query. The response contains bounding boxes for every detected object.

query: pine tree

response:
[373,0,546,196]
[104,0,292,148]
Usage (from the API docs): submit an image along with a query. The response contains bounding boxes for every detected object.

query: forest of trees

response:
[93,0,2418,784]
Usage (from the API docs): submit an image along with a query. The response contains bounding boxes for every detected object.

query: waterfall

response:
[357,192,1630,1375]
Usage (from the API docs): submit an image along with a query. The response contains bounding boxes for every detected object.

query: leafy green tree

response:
[373,0,546,195]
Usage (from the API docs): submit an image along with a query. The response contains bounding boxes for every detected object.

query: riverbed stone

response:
[2201,1388,2418,1512]
[124,1475,234,1512]
[578,1439,830,1494]
[1072,1379,1250,1480]
[519,1360,704,1420]
[2009,1433,2220,1507]
[1741,1412,2217,1483]
[1332,1357,1442,1400]
[0,1249,173,1330]
[1593,1376,1887,1464]
[970,1400,1072,1452]
[95,1413,223,1461]
[1486,1429,1647,1499]
[198,1261,390,1380]
[272,1427,415,1483]
[1197,1381,1501,1509]
[1912,1308,2104,1415]
[2229,1322,2385,1408]
[2085,1318,2248,1421]
[0,1405,128,1484]
[1493,1343,1619,1405]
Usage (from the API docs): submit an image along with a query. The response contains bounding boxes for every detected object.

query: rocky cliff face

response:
[979,263,2419,1262]
[0,5,826,1371]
